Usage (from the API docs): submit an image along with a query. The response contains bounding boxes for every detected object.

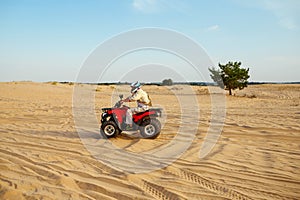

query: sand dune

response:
[0,82,299,199]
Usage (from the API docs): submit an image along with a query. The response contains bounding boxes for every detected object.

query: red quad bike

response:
[100,95,162,139]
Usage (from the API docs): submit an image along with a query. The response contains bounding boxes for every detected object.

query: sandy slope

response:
[0,82,299,200]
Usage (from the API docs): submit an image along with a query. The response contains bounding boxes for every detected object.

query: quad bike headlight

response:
[101,112,107,119]
[158,111,163,117]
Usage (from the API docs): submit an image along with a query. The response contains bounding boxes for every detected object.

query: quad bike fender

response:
[135,115,157,126]
[133,109,161,124]
[133,114,148,124]
[101,113,122,129]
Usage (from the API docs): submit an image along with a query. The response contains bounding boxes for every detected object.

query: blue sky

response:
[0,0,299,82]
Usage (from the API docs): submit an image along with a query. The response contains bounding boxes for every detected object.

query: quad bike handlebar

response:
[114,100,123,108]
[113,94,129,108]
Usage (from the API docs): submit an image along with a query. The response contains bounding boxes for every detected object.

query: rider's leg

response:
[125,107,149,127]
[125,109,133,126]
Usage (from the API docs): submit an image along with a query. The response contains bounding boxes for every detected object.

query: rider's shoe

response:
[125,124,133,131]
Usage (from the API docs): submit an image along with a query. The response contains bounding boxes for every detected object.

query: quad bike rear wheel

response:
[139,118,161,139]
[100,121,120,138]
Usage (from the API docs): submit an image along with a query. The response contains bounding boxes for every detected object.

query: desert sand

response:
[0,82,299,200]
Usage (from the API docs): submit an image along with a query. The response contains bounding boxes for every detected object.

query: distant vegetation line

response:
[57,81,300,85]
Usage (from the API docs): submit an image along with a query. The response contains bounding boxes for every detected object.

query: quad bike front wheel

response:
[100,121,120,138]
[139,118,161,139]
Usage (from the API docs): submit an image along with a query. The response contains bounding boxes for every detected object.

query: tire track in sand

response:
[169,165,297,199]
[168,166,253,200]
[0,147,150,200]
[128,175,185,200]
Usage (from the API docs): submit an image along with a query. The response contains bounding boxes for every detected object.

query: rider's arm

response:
[122,94,137,102]
[122,90,142,103]
[129,91,142,101]
[122,97,131,103]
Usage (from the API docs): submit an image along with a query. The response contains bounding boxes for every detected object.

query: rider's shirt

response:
[129,88,151,107]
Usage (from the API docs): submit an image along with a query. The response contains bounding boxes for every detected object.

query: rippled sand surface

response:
[0,82,299,199]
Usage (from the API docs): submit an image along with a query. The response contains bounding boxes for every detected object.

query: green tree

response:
[209,61,250,95]
[162,78,173,86]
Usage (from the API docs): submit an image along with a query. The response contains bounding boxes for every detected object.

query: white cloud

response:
[132,0,159,13]
[262,0,299,30]
[206,25,220,32]
[232,0,300,30]
[278,17,297,30]
[131,0,188,14]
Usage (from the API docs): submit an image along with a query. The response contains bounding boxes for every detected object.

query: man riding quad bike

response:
[100,82,162,139]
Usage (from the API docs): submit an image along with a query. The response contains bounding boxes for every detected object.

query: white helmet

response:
[130,81,141,93]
